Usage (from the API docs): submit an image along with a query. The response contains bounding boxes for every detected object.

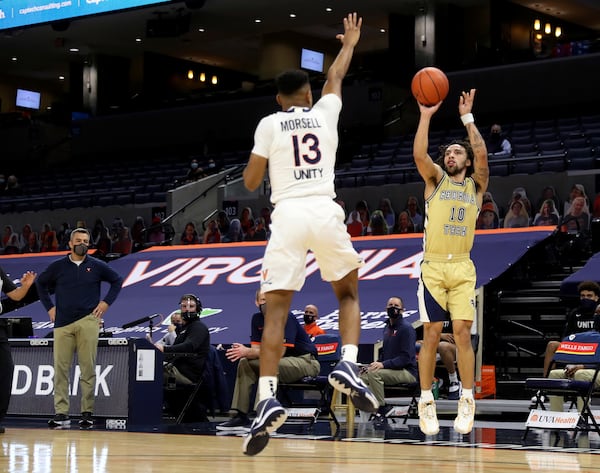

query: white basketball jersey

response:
[251,93,341,204]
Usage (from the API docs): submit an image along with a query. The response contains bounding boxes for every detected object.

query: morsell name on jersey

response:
[280,117,322,132]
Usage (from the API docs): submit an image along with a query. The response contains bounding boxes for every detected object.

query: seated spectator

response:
[40,223,58,252]
[147,217,166,245]
[4,175,22,196]
[346,210,364,237]
[564,183,589,216]
[503,200,530,228]
[2,225,19,254]
[562,196,590,233]
[593,193,600,219]
[361,296,417,428]
[355,200,370,228]
[244,218,267,241]
[482,191,500,216]
[57,222,71,251]
[22,231,40,253]
[366,210,389,236]
[185,159,206,183]
[180,222,200,245]
[378,198,396,230]
[216,291,320,431]
[302,304,325,338]
[260,207,272,238]
[216,211,230,236]
[239,207,254,237]
[111,217,132,255]
[222,218,243,243]
[18,224,33,252]
[155,294,210,386]
[541,281,599,378]
[202,219,222,244]
[485,124,512,157]
[130,216,146,252]
[476,202,499,229]
[94,225,113,256]
[91,219,108,248]
[533,199,560,227]
[509,187,532,216]
[535,186,562,218]
[393,210,415,234]
[405,196,423,231]
[156,310,183,347]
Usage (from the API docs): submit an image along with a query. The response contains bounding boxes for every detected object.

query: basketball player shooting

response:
[412,90,489,436]
[241,12,378,456]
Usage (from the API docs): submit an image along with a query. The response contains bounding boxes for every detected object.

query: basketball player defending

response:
[413,90,489,436]
[242,12,378,455]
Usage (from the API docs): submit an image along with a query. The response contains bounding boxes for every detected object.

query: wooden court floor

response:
[2,425,600,473]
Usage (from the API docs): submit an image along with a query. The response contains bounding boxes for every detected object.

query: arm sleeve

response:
[100,263,123,305]
[35,265,56,311]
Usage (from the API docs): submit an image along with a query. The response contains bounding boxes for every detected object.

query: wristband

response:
[461,113,474,126]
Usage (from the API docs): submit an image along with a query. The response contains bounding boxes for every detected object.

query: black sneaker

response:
[79,412,94,429]
[328,360,379,413]
[216,413,251,431]
[48,414,71,428]
[372,413,387,430]
[242,398,287,456]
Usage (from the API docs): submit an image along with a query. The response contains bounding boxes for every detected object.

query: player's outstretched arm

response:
[322,12,362,98]
[460,89,489,193]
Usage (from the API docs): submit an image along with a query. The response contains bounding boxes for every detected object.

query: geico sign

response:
[11,364,115,396]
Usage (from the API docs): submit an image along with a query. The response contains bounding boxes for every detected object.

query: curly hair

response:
[435,140,475,177]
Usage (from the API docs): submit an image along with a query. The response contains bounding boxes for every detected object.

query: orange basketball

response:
[411,67,449,106]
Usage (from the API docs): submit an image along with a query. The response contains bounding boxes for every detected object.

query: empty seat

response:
[540,158,566,173]
[489,163,509,177]
[536,140,564,152]
[134,192,153,204]
[349,158,370,170]
[115,194,133,206]
[96,195,115,207]
[511,161,540,175]
[363,174,387,186]
[568,146,595,159]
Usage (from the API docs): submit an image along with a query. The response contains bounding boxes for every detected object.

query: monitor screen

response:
[16,89,41,110]
[301,48,324,73]
[0,0,170,31]
[5,317,33,338]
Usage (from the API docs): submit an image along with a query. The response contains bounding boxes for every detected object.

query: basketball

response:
[411,67,449,106]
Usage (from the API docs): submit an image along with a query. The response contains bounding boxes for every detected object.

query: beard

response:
[446,161,465,177]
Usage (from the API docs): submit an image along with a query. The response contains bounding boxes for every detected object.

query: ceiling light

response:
[544,22,551,34]
[533,19,540,31]
[555,26,562,38]
[11,57,17,62]
[211,75,218,85]
[59,75,65,80]
[200,72,206,82]
[380,28,386,33]
[290,13,296,18]
[135,38,142,42]
[254,19,262,23]
[187,70,194,80]
[69,47,79,52]
[198,28,205,32]
[325,7,332,12]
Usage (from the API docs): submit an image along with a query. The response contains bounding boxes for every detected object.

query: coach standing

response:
[0,267,36,433]
[36,228,123,429]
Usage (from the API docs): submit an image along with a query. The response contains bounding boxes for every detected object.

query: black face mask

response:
[304,314,316,325]
[73,243,88,256]
[580,298,598,313]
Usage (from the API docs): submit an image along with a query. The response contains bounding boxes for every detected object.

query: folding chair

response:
[524,331,600,442]
[382,382,420,424]
[277,334,342,433]
[163,352,207,424]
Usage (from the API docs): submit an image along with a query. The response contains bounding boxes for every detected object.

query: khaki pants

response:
[53,314,99,415]
[361,369,417,406]
[548,368,600,412]
[230,354,320,414]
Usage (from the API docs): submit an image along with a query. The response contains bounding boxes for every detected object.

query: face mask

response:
[387,307,402,319]
[259,303,267,316]
[208,162,215,169]
[303,314,315,325]
[191,163,199,170]
[580,298,598,312]
[73,244,88,256]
